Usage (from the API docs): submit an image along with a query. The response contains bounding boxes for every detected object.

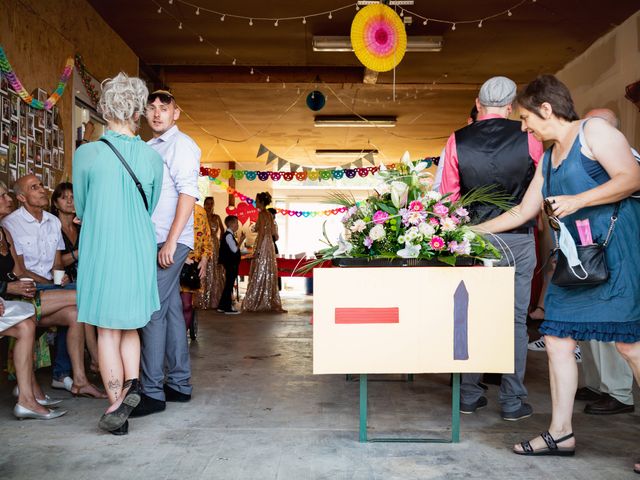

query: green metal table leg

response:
[451,372,460,443]
[359,374,368,443]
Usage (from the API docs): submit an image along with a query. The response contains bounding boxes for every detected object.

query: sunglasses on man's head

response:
[147,92,174,105]
[543,199,560,231]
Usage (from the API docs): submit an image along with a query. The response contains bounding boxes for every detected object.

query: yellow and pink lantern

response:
[350,3,407,72]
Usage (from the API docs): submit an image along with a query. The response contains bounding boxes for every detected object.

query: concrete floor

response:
[0,292,638,480]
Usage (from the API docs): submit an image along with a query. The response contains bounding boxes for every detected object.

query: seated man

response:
[2,174,104,398]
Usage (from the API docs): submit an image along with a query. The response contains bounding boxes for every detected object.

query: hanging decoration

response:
[256,144,376,171]
[206,176,350,217]
[350,4,407,72]
[226,201,259,224]
[0,46,74,110]
[74,54,100,107]
[306,90,326,111]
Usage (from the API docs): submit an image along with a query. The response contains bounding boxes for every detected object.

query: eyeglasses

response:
[543,199,560,231]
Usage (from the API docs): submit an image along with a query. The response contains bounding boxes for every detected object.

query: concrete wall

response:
[556,11,640,147]
[0,0,138,183]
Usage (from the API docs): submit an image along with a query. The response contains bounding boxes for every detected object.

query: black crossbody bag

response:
[545,155,619,288]
[99,138,149,211]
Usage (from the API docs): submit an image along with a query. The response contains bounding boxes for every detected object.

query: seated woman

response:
[0,181,104,399]
[0,298,66,419]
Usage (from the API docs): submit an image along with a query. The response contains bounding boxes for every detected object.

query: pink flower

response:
[450,216,460,225]
[455,207,469,217]
[448,241,459,254]
[409,200,424,212]
[433,203,449,217]
[373,210,389,225]
[429,236,445,251]
[364,237,373,248]
[429,217,440,226]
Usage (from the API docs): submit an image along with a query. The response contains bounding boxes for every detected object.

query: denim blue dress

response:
[540,133,640,343]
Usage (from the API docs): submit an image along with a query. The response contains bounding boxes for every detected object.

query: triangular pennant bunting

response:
[266,151,277,164]
[277,158,287,170]
[364,152,375,164]
[256,144,268,158]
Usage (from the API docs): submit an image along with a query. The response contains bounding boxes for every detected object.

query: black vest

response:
[218,230,240,267]
[455,118,535,225]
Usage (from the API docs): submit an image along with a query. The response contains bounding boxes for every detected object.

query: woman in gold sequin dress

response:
[194,197,225,310]
[242,192,286,313]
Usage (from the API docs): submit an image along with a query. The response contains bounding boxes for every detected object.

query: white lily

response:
[397,242,422,258]
[335,234,353,256]
[390,181,409,208]
[401,151,429,175]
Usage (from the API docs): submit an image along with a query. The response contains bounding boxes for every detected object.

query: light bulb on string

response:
[508,10,513,16]
[232,58,236,65]
[249,18,253,26]
[328,11,332,19]
[302,17,306,24]
[178,22,183,29]
[451,23,456,30]
[282,82,286,89]
[423,19,428,26]
[266,76,270,83]
[400,10,404,17]
[215,48,219,55]
[195,7,200,15]
[198,35,203,42]
[168,0,173,4]
[157,6,162,13]
[250,67,254,74]
[274,19,279,26]
[296,87,300,94]
[478,20,483,28]
[220,15,225,21]
[355,4,359,10]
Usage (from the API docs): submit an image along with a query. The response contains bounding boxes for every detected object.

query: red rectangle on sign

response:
[335,308,399,324]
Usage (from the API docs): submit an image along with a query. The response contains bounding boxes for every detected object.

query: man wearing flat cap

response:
[440,76,543,421]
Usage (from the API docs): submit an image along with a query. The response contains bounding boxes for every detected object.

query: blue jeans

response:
[36,283,76,380]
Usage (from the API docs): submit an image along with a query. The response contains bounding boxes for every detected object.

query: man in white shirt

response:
[132,90,200,417]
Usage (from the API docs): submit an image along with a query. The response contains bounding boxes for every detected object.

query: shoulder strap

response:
[99,138,149,211]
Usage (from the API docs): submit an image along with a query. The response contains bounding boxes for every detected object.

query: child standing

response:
[217,216,245,314]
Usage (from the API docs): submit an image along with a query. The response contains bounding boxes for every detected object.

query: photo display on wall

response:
[0,84,65,191]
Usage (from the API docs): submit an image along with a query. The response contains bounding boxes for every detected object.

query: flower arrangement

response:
[312,153,509,267]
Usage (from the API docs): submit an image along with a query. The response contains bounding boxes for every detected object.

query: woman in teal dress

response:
[476,75,640,471]
[73,73,163,435]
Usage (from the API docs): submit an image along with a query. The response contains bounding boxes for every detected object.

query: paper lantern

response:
[350,4,407,72]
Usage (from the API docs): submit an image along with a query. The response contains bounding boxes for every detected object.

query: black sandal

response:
[514,431,575,456]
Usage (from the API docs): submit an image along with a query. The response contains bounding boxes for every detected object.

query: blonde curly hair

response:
[98,72,148,129]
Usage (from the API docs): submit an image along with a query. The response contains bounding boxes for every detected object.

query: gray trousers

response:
[141,243,191,401]
[461,233,536,412]
[581,340,634,405]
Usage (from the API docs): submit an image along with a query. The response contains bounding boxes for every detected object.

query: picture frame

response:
[36,110,45,129]
[11,95,19,119]
[50,169,56,190]
[35,145,42,168]
[0,75,8,94]
[36,88,48,103]
[52,126,59,149]
[34,129,43,146]
[27,114,35,139]
[45,111,53,130]
[19,115,27,140]
[1,96,10,122]
[0,123,8,148]
[44,129,50,151]
[52,149,59,170]
[18,163,26,179]
[43,149,51,167]
[58,130,64,152]
[0,148,7,173]
[43,167,50,190]
[9,118,18,144]
[9,167,17,185]
[19,139,26,166]
[26,136,34,160]
[9,142,17,168]
[27,159,34,175]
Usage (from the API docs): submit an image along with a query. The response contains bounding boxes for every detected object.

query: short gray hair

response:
[98,72,149,125]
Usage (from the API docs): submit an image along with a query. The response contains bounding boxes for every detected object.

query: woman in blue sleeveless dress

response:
[73,73,163,435]
[475,75,640,470]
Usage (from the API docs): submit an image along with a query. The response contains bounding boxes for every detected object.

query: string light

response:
[266,76,270,83]
[250,67,254,74]
[249,18,253,26]
[478,20,483,27]
[451,23,456,30]
[198,35,203,42]
[274,19,279,26]
[328,11,332,19]
[302,17,306,24]
[168,0,172,3]
[215,48,219,55]
[157,6,162,13]
[508,10,513,16]
[355,4,359,10]
[178,22,183,29]
[220,14,225,21]
[400,10,404,17]
[195,7,200,15]
[423,19,428,25]
[232,58,236,65]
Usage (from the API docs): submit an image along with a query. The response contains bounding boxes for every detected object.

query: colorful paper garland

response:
[74,54,100,107]
[350,4,407,72]
[0,46,74,110]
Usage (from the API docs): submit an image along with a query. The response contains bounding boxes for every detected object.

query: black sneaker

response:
[163,384,191,403]
[460,396,488,414]
[502,403,533,421]
[129,393,166,418]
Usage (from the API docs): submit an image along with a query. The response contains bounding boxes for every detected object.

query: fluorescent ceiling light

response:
[315,149,378,158]
[313,36,443,53]
[358,1,414,5]
[314,115,396,128]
